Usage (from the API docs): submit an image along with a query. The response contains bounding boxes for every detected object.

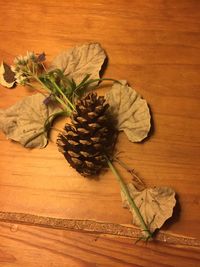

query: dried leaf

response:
[0,93,61,148]
[121,183,176,233]
[0,62,16,88]
[105,80,151,142]
[50,43,106,84]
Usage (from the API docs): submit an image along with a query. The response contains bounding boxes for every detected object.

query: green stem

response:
[92,78,121,84]
[106,157,152,239]
[33,76,72,113]
[44,110,69,131]
[50,79,76,111]
[76,78,121,91]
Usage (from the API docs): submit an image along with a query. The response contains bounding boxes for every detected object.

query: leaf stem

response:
[106,156,152,239]
[79,78,121,89]
[44,110,69,132]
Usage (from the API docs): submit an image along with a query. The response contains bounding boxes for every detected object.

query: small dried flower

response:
[14,52,36,66]
[12,51,45,85]
[10,65,28,85]
[37,52,46,63]
[43,94,55,105]
[15,71,28,85]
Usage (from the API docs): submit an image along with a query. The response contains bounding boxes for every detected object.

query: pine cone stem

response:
[106,156,153,240]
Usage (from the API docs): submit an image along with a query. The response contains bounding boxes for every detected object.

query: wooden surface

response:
[0,0,200,266]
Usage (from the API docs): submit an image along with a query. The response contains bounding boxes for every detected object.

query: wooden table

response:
[0,1,200,266]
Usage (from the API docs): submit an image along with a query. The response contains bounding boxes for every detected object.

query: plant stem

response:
[106,157,152,239]
[50,79,76,111]
[78,78,121,90]
[33,75,72,112]
[26,83,47,97]
[44,110,69,131]
[26,65,73,113]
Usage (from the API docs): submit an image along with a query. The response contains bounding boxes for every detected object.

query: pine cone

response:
[57,93,116,176]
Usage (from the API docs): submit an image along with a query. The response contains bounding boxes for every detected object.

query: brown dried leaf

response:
[0,93,61,148]
[50,43,106,84]
[121,183,176,232]
[0,62,15,88]
[105,80,151,142]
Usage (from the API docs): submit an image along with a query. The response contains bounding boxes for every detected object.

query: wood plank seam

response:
[0,211,199,248]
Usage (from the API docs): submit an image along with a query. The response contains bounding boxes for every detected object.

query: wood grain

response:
[0,0,200,266]
[1,222,200,267]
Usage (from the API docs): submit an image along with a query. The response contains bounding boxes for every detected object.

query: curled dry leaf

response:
[0,93,61,148]
[121,183,176,233]
[0,62,16,88]
[105,80,151,142]
[50,43,106,84]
